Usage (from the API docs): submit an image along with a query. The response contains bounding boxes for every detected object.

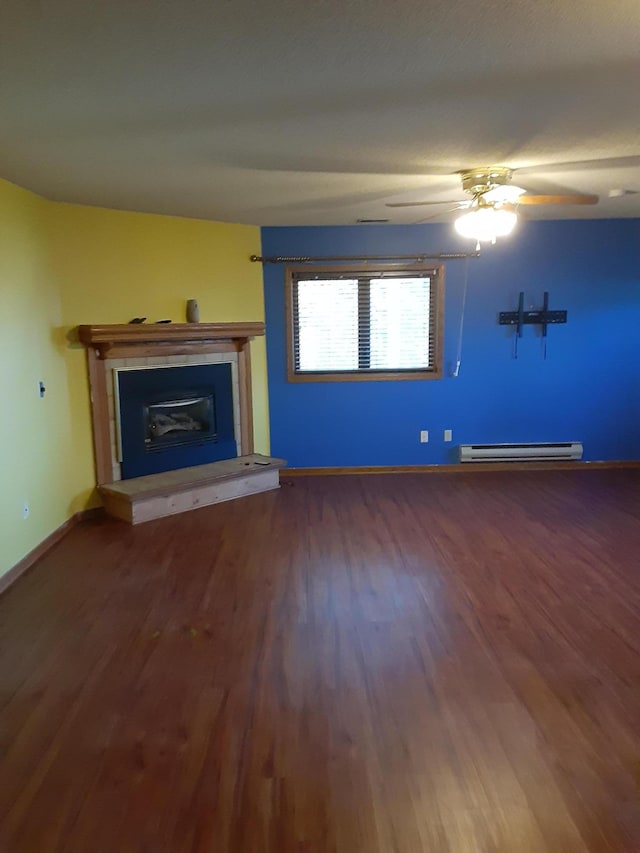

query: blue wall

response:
[262,220,640,467]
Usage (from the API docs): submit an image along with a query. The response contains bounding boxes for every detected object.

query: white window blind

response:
[369,278,431,369]
[290,268,441,379]
[295,279,359,371]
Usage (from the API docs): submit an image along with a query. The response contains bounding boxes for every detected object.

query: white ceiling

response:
[1,0,639,225]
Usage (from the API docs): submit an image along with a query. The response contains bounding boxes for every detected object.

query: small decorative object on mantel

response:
[186,299,200,323]
[155,319,172,324]
[128,317,147,324]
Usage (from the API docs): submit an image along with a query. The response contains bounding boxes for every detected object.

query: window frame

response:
[285,263,444,383]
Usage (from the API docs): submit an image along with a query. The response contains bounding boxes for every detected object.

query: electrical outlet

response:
[420,430,429,443]
[22,500,30,520]
[444,429,453,442]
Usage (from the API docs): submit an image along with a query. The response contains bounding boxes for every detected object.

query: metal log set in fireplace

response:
[145,395,214,449]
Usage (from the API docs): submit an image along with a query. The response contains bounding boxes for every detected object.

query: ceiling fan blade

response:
[414,206,468,224]
[386,199,466,208]
[516,156,640,175]
[499,202,528,219]
[517,193,598,206]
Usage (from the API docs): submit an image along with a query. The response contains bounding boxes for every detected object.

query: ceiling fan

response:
[386,166,599,246]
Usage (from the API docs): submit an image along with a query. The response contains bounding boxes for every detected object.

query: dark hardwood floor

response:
[1,470,640,852]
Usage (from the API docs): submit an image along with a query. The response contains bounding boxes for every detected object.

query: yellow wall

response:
[48,203,268,514]
[0,181,75,577]
[1,183,268,580]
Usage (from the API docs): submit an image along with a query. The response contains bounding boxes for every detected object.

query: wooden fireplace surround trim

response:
[78,323,265,486]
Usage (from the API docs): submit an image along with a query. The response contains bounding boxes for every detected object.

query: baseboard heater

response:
[459,442,583,463]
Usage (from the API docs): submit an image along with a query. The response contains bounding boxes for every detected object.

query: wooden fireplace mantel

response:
[77,322,265,486]
[78,322,265,360]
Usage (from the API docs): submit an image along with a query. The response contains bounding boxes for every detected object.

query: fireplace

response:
[78,322,263,487]
[115,363,237,479]
[77,324,280,523]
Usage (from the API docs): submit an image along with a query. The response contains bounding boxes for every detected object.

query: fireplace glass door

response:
[144,395,216,451]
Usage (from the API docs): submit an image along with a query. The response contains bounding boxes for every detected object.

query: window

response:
[286,264,443,382]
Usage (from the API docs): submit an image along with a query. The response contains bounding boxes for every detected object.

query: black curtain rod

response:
[250,252,480,264]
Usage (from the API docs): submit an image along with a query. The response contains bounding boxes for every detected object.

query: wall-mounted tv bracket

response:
[499,291,567,359]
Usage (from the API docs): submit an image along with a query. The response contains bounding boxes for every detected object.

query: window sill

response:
[287,369,442,383]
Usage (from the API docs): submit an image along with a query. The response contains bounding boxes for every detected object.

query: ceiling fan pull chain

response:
[452,258,470,377]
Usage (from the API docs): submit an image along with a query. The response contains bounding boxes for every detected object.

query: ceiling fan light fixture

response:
[454,205,518,243]
[482,184,526,204]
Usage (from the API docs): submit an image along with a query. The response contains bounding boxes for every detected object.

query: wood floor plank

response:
[0,469,639,851]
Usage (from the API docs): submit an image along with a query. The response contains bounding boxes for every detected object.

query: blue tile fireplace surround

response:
[116,363,237,479]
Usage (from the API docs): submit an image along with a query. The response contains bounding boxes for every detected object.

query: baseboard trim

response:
[283,460,640,477]
[0,506,104,598]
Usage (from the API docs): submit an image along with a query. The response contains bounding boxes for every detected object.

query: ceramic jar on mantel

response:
[186,299,200,323]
